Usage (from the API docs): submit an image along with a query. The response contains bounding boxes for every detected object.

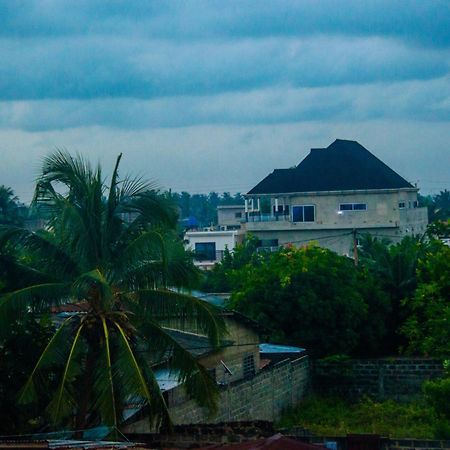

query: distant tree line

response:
[170,191,244,227]
[419,190,450,223]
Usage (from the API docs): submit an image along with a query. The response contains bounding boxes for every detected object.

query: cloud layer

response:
[0,1,448,199]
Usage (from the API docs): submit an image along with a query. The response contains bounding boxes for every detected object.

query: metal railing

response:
[245,213,290,223]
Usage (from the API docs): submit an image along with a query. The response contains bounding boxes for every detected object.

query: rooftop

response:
[248,139,414,195]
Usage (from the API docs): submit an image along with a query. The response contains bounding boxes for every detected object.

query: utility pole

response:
[353,228,359,266]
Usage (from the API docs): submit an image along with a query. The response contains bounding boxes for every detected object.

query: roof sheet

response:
[248,139,413,195]
[259,343,305,354]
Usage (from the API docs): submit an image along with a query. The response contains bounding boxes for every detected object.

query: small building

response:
[122,301,309,432]
[244,139,428,256]
[184,229,244,270]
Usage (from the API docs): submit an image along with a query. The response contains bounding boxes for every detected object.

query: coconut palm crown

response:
[0,151,225,432]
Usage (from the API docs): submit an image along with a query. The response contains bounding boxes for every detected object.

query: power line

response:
[284,231,353,246]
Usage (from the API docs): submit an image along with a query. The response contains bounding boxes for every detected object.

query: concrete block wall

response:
[314,357,444,400]
[125,355,309,433]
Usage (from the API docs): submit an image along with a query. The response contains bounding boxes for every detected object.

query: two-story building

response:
[244,139,428,256]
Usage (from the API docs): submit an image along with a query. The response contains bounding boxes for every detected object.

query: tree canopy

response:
[227,245,389,357]
[0,151,225,433]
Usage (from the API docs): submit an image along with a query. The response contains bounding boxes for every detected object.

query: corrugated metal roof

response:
[259,343,305,354]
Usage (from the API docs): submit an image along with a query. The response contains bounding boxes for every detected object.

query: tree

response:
[0,151,225,433]
[419,190,450,222]
[0,185,23,225]
[358,234,425,353]
[402,242,450,356]
[199,235,260,292]
[228,245,371,357]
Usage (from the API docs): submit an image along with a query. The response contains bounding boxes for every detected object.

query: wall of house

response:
[217,206,245,228]
[244,189,427,255]
[246,227,405,256]
[185,230,242,252]
[246,189,426,231]
[124,355,310,432]
[197,315,261,384]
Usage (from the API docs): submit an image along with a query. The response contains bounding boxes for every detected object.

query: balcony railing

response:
[245,213,290,223]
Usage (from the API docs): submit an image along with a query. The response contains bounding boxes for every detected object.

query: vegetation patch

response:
[278,396,442,439]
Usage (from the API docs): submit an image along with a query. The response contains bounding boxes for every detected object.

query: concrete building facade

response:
[244,140,428,256]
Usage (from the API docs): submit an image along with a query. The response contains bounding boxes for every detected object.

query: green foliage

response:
[427,219,450,239]
[402,243,450,356]
[279,396,438,438]
[358,234,426,353]
[0,151,225,432]
[313,355,355,390]
[228,245,382,357]
[199,235,260,292]
[0,185,25,226]
[0,316,55,434]
[419,190,450,222]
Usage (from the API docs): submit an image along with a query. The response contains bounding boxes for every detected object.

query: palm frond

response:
[118,175,155,201]
[0,283,71,336]
[91,317,118,428]
[130,289,226,347]
[139,319,219,413]
[121,191,177,228]
[49,322,85,424]
[19,316,77,404]
[113,321,171,428]
[72,269,112,308]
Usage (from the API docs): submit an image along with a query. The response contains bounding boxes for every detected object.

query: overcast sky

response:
[1,0,449,201]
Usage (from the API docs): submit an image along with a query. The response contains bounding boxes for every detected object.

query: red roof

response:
[198,434,327,450]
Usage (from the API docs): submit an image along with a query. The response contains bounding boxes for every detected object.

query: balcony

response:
[246,213,290,223]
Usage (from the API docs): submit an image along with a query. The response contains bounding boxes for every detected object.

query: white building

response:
[184,229,244,270]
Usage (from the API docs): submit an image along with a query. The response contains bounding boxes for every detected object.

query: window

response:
[235,212,242,218]
[339,203,367,211]
[292,205,315,222]
[195,242,216,261]
[398,202,406,209]
[257,239,279,248]
[243,354,255,378]
[413,200,419,208]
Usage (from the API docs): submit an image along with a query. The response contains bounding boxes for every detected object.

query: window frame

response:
[194,242,216,261]
[291,204,315,223]
[242,354,256,378]
[339,203,367,211]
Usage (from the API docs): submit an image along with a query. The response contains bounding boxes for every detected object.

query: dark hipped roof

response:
[248,139,413,195]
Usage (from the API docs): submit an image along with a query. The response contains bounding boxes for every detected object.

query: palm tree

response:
[0,151,225,434]
[0,185,22,225]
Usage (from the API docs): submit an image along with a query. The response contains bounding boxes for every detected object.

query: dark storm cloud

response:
[0,36,448,101]
[0,0,448,130]
[1,0,449,48]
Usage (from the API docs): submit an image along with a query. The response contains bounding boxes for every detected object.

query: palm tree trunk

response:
[74,349,96,438]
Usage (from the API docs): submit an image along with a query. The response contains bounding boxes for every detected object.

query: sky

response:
[0,0,449,202]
